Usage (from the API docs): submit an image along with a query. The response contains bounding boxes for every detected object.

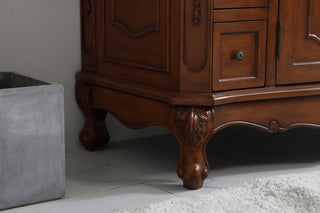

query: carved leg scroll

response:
[75,82,110,151]
[171,107,215,190]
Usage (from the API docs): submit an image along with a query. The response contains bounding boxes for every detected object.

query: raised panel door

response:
[277,0,320,84]
[95,0,179,90]
[103,0,167,72]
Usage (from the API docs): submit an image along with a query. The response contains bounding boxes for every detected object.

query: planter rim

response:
[0,72,63,97]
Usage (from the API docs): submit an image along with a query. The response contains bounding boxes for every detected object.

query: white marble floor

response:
[3,126,320,213]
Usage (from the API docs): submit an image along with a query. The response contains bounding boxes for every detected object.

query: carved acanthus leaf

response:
[174,107,214,151]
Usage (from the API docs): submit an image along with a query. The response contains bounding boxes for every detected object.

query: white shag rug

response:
[117,171,320,213]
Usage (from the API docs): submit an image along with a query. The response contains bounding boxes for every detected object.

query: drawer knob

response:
[235,51,245,61]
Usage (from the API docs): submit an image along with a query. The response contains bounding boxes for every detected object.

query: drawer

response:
[214,0,268,9]
[212,21,267,91]
[213,8,268,23]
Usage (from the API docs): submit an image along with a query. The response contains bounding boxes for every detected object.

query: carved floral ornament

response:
[192,0,202,24]
[268,120,280,133]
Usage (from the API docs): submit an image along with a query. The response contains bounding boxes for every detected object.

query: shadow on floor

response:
[208,126,320,169]
[109,126,320,173]
[69,126,320,192]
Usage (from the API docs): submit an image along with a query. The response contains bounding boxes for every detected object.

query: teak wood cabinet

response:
[76,0,320,189]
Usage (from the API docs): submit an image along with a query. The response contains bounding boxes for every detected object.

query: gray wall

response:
[0,0,169,150]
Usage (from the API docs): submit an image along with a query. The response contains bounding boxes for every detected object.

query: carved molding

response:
[192,0,202,24]
[215,120,320,134]
[111,0,160,38]
[172,107,214,151]
[103,0,168,73]
[307,0,320,44]
[183,0,208,72]
[268,120,280,133]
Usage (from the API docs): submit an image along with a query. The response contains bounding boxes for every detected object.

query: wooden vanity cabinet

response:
[76,0,320,189]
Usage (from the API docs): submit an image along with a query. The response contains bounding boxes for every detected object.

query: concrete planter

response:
[0,72,65,210]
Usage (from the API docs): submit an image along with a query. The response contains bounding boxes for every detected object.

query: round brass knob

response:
[235,51,245,61]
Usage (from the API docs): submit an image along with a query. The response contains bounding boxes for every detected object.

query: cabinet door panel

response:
[277,0,320,85]
[95,0,180,90]
[103,0,167,72]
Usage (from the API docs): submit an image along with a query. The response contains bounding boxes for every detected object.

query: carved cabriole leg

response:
[75,82,110,151]
[171,107,215,190]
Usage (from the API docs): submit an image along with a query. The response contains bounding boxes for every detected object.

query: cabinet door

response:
[95,0,178,90]
[277,0,320,85]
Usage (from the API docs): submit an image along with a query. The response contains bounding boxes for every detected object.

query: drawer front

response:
[214,0,268,9]
[213,8,268,23]
[212,21,267,91]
